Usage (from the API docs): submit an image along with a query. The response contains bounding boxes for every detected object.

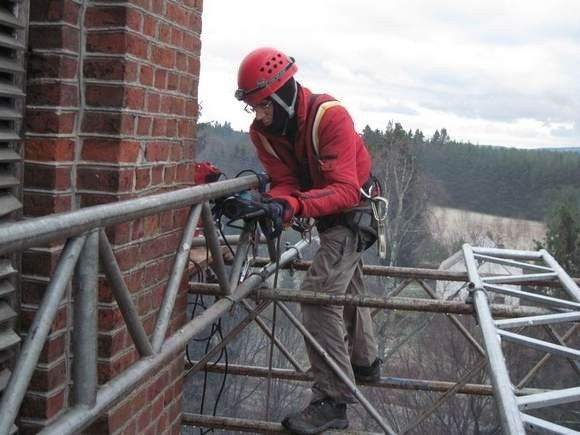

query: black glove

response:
[261,200,286,239]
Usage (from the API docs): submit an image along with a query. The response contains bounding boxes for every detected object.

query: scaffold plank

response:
[182,412,383,434]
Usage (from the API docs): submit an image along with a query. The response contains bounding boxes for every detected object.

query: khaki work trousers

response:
[300,225,378,403]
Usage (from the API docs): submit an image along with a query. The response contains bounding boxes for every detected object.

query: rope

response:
[265,234,282,420]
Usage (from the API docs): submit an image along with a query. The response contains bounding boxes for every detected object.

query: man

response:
[235,47,381,434]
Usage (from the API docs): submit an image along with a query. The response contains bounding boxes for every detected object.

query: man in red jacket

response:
[235,47,381,434]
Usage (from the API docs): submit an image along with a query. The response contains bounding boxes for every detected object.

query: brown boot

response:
[352,357,382,383]
[281,398,348,434]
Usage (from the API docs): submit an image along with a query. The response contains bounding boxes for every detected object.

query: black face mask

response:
[263,78,298,138]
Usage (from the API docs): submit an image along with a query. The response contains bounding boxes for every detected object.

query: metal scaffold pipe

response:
[185,360,547,396]
[462,244,526,435]
[189,283,549,317]
[0,175,259,256]
[38,240,310,435]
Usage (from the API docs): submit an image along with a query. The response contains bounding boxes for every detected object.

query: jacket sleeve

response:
[249,129,302,216]
[296,106,362,217]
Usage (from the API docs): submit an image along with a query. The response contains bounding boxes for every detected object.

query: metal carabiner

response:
[370,196,389,259]
[371,196,388,221]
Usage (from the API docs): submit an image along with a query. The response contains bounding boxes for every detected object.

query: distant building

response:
[436,236,521,306]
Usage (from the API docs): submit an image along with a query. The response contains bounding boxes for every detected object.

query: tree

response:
[537,199,580,276]
[363,122,431,266]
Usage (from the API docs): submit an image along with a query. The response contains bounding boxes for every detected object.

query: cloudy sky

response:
[198,0,580,149]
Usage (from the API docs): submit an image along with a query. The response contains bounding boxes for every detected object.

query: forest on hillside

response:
[197,120,580,270]
[197,121,580,222]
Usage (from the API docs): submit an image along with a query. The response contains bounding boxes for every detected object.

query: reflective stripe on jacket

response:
[249,85,372,218]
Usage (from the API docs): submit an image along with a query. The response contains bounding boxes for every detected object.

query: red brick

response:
[146,92,160,112]
[152,118,166,137]
[178,120,194,139]
[121,420,138,435]
[77,166,135,192]
[79,192,136,209]
[28,53,78,80]
[151,46,175,69]
[29,25,79,51]
[114,243,140,271]
[85,7,124,27]
[152,166,164,185]
[38,334,66,365]
[166,119,177,138]
[85,84,124,107]
[136,291,152,316]
[178,75,194,95]
[20,388,67,419]
[23,191,73,217]
[136,167,151,189]
[136,407,152,433]
[186,54,200,75]
[97,349,137,383]
[25,109,75,134]
[126,87,145,110]
[84,57,139,81]
[125,268,145,293]
[30,0,80,24]
[171,28,183,46]
[25,138,74,162]
[27,82,78,107]
[84,416,109,435]
[158,23,171,44]
[142,262,160,285]
[98,328,129,357]
[82,111,135,135]
[163,165,176,184]
[29,358,67,391]
[81,138,140,163]
[175,53,187,73]
[145,142,170,162]
[98,305,125,331]
[140,64,154,86]
[87,31,128,54]
[154,69,167,89]
[142,312,156,335]
[127,33,149,59]
[167,72,178,91]
[185,100,198,117]
[109,396,134,430]
[166,3,188,27]
[20,305,68,335]
[176,162,194,183]
[189,11,202,31]
[137,116,152,136]
[24,164,71,191]
[142,14,156,37]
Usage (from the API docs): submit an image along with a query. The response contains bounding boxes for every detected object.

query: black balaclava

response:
[264,77,298,138]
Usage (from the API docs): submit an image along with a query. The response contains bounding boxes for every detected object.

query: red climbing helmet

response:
[235,47,297,105]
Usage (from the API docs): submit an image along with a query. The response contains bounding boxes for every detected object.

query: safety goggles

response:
[244,100,273,114]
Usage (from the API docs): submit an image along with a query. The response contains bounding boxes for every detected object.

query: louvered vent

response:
[0,1,27,423]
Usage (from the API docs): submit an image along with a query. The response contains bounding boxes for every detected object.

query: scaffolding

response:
[0,175,578,434]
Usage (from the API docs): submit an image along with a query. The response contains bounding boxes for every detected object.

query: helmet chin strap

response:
[270,79,297,118]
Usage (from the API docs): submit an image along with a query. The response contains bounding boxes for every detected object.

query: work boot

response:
[352,358,382,383]
[281,398,348,434]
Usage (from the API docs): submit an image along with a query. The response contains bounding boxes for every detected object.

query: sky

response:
[197,0,580,149]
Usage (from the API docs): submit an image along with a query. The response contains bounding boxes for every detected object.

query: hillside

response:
[196,121,580,221]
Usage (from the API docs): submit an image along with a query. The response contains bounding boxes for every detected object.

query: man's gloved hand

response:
[261,200,287,239]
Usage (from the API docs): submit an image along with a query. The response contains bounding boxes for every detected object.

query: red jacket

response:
[249,85,372,218]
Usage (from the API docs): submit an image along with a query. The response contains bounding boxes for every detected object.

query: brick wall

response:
[21,0,203,433]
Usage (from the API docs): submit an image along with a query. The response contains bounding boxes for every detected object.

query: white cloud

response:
[198,0,580,148]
